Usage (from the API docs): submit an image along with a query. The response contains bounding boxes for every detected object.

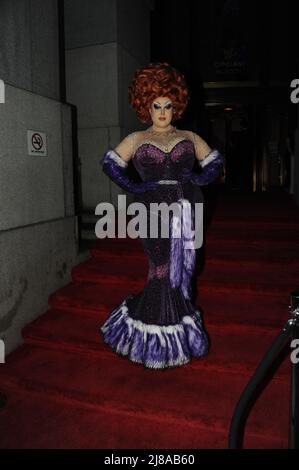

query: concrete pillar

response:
[0,0,86,357]
[64,0,152,211]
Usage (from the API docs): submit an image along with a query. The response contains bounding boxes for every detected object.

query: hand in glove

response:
[190,149,224,186]
[101,149,159,193]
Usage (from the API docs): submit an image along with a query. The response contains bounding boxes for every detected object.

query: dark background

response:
[149,0,299,192]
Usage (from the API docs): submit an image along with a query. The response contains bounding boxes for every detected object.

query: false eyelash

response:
[153,103,173,110]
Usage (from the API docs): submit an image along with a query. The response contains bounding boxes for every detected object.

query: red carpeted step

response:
[22,308,291,378]
[92,232,299,252]
[71,255,298,294]
[2,190,297,449]
[72,255,148,285]
[90,237,299,263]
[48,281,290,328]
[0,385,228,449]
[0,382,286,449]
[204,240,299,263]
[0,343,290,448]
[199,258,299,287]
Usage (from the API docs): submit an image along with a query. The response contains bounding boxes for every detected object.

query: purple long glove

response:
[190,149,224,186]
[101,149,159,193]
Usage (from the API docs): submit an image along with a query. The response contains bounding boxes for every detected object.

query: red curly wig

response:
[128,62,190,124]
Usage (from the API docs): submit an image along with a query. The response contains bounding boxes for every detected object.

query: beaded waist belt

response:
[157,176,192,184]
[158,179,179,184]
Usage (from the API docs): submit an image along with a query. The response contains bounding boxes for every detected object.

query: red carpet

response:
[1,189,299,448]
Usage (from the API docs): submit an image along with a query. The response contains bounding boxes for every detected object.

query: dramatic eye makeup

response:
[153,101,173,110]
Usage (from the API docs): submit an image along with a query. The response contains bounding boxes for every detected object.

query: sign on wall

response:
[27,130,47,156]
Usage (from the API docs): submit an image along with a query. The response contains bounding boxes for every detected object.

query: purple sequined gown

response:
[100,138,209,369]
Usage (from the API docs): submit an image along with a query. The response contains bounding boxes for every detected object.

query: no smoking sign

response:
[27,130,47,156]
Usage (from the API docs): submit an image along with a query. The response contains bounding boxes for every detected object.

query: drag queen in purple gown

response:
[99,62,223,370]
